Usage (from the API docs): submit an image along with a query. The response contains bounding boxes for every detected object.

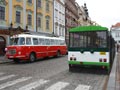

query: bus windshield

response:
[10,37,25,45]
[69,31,107,48]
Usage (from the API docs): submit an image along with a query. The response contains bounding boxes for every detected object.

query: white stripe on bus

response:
[0,75,16,81]
[0,77,32,90]
[46,81,69,90]
[75,84,91,90]
[17,79,49,90]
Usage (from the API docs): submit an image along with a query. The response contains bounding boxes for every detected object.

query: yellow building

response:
[36,0,53,33]
[0,0,53,55]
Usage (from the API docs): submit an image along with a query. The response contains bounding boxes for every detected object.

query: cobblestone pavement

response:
[0,55,11,63]
[0,55,108,90]
[116,53,120,90]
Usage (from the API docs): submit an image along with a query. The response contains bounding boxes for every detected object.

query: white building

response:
[111,23,120,45]
[54,0,65,38]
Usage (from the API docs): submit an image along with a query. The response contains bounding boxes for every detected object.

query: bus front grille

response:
[9,49,16,55]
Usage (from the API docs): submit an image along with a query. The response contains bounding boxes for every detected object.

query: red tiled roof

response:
[112,22,120,27]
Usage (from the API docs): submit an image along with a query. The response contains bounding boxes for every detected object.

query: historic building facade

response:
[36,0,53,33]
[54,0,65,38]
[65,0,79,45]
[111,23,120,45]
[77,3,92,26]
[0,0,54,55]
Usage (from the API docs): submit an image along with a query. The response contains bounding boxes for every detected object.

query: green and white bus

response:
[68,25,115,72]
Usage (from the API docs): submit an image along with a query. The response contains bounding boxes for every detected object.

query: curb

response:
[106,53,117,90]
[0,56,12,64]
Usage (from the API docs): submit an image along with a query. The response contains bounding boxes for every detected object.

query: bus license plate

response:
[100,52,106,55]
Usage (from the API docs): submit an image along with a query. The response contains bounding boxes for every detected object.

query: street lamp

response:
[25,25,28,33]
[9,22,13,45]
[9,22,13,36]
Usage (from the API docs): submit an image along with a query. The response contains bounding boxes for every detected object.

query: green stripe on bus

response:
[68,61,109,66]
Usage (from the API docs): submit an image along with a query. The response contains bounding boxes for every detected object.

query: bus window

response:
[96,31,107,48]
[60,40,65,45]
[33,38,38,45]
[45,39,50,45]
[26,38,31,45]
[10,38,19,45]
[57,40,60,45]
[19,37,25,45]
[54,40,57,45]
[39,38,45,45]
[51,39,54,45]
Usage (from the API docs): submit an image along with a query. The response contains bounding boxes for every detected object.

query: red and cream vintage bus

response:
[5,34,67,63]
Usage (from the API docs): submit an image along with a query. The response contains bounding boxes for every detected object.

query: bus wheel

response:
[13,59,20,63]
[29,53,36,62]
[56,51,61,57]
[69,64,73,71]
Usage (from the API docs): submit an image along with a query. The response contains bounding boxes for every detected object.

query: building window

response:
[62,27,64,36]
[16,0,21,2]
[37,0,41,8]
[46,0,49,12]
[0,6,5,20]
[59,26,61,36]
[37,17,41,27]
[27,14,32,25]
[55,24,58,35]
[46,19,49,29]
[28,0,32,3]
[16,11,21,23]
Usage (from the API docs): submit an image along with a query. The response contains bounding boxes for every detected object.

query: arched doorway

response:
[0,36,6,56]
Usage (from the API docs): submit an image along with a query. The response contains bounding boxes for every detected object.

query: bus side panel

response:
[35,46,48,59]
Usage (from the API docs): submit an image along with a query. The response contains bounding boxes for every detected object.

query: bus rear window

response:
[69,31,107,48]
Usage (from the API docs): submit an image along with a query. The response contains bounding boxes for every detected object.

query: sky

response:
[76,0,120,29]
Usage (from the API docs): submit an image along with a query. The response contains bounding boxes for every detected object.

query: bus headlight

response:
[18,51,21,55]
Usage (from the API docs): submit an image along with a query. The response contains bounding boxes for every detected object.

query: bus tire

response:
[69,64,73,71]
[29,53,36,62]
[13,59,20,63]
[56,51,61,57]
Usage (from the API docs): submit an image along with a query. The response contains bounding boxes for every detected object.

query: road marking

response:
[46,81,69,90]
[75,84,91,90]
[0,74,16,81]
[17,79,49,90]
[0,77,32,90]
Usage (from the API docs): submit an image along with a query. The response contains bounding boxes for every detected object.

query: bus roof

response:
[69,25,108,32]
[12,34,65,40]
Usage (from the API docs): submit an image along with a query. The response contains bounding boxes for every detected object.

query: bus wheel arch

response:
[29,52,36,62]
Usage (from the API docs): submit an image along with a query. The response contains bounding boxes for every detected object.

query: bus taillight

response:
[74,57,76,61]
[99,58,102,62]
[70,57,73,60]
[104,58,107,62]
